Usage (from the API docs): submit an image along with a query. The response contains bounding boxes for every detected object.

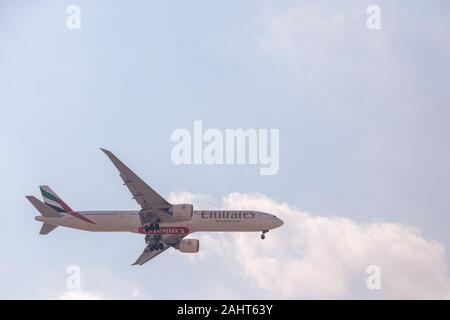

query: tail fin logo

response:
[40,186,69,213]
[39,186,95,224]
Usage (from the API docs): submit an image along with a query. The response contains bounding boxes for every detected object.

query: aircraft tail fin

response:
[39,223,58,235]
[26,195,63,218]
[39,185,73,213]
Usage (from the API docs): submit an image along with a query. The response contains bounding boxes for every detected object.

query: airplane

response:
[26,149,284,265]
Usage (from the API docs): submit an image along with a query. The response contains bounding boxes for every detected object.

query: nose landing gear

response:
[261,230,268,240]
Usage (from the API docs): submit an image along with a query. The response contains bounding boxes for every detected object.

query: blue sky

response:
[1,1,450,299]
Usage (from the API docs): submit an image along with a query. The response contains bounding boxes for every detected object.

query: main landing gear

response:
[261,230,269,240]
[144,223,160,232]
[145,234,164,252]
[148,242,164,252]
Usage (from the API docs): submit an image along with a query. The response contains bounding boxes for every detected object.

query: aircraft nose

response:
[275,217,284,228]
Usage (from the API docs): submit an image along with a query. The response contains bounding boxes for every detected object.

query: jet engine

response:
[177,239,199,253]
[170,204,193,221]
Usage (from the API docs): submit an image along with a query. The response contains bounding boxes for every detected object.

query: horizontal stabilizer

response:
[26,196,63,218]
[40,223,58,235]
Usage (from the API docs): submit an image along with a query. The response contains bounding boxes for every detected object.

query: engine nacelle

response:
[170,204,193,221]
[177,239,199,253]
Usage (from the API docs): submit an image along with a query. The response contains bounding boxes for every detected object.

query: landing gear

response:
[148,242,164,252]
[261,230,268,240]
[145,233,164,252]
[144,223,160,232]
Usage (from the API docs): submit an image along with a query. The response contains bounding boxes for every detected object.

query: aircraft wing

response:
[101,149,170,210]
[132,234,182,265]
[132,243,171,265]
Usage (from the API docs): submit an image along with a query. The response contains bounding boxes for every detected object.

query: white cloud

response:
[170,191,450,299]
[59,290,102,300]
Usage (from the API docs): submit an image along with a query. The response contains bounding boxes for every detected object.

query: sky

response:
[1,0,450,299]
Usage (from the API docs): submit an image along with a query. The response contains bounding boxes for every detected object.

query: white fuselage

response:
[35,210,283,235]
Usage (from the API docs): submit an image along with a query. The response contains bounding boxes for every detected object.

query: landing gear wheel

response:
[144,223,160,232]
[261,230,268,240]
[159,243,164,250]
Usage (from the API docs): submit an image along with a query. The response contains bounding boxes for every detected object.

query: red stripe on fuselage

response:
[138,226,189,235]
